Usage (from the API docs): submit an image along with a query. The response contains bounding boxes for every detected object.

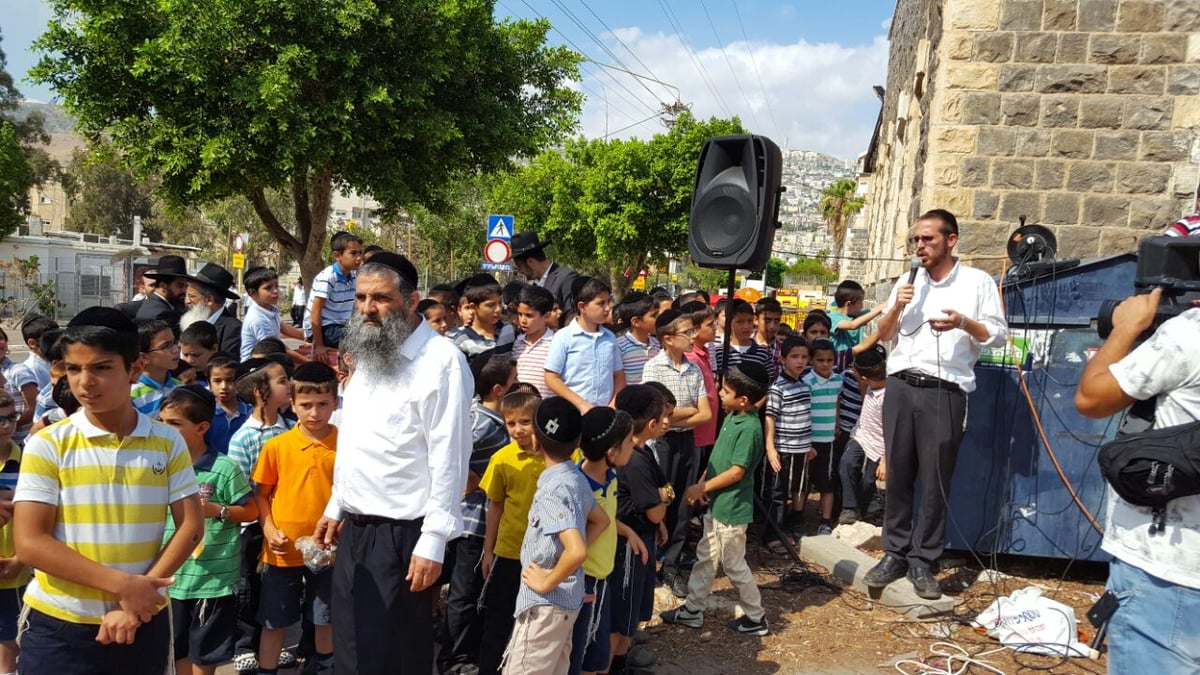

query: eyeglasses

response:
[0,413,20,426]
[672,328,698,338]
[148,340,180,353]
[907,234,939,246]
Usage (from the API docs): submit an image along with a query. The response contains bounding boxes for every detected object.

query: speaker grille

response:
[693,182,755,256]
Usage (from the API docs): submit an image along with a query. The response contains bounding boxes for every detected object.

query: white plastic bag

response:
[972,586,1095,658]
[295,535,336,573]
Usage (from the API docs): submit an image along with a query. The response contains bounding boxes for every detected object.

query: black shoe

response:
[670,572,690,599]
[907,566,942,599]
[863,554,908,588]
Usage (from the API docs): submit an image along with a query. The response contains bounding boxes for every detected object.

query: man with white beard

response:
[180,262,243,356]
[314,252,472,675]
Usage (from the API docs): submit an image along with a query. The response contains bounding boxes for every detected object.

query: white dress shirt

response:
[883,261,1008,393]
[324,318,473,563]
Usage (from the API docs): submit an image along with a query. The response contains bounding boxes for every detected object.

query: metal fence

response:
[0,254,126,322]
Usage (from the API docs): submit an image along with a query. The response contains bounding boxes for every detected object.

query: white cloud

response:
[575,27,889,161]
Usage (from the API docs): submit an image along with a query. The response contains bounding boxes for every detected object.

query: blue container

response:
[945,254,1137,561]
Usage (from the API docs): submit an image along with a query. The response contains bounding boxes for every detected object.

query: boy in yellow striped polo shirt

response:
[13,307,204,675]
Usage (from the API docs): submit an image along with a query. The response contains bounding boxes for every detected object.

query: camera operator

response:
[1076,287,1200,673]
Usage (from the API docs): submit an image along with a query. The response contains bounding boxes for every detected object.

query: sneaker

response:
[233,653,258,674]
[670,572,690,599]
[838,508,859,525]
[660,604,704,629]
[278,649,298,668]
[727,615,770,637]
[817,522,834,536]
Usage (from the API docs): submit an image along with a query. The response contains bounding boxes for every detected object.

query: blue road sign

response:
[487,215,514,241]
[482,261,513,272]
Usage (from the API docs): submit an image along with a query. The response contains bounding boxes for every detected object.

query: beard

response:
[180,303,214,331]
[341,307,414,378]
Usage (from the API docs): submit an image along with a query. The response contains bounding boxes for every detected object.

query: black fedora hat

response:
[144,255,189,280]
[511,231,552,259]
[184,262,239,300]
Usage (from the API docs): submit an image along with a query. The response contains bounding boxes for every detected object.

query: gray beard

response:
[180,304,213,331]
[341,309,414,378]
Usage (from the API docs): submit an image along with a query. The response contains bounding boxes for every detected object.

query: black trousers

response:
[439,535,485,671]
[234,522,263,655]
[333,517,433,675]
[881,377,966,570]
[765,453,807,542]
[839,438,880,512]
[661,429,697,568]
[475,555,522,675]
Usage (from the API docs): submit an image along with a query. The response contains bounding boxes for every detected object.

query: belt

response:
[346,513,423,527]
[892,369,962,394]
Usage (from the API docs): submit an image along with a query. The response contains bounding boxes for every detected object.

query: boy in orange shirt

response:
[252,363,339,675]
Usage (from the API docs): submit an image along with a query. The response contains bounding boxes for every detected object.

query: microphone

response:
[907,256,921,285]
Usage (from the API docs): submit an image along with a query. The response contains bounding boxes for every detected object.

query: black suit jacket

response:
[541,261,580,316]
[211,311,243,358]
[134,293,182,333]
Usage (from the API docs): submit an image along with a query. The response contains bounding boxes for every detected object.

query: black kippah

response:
[68,306,137,335]
[536,397,582,444]
[364,252,419,289]
[292,361,337,385]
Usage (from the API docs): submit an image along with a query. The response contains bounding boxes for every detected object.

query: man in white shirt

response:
[863,209,1008,600]
[1076,289,1200,673]
[314,252,472,675]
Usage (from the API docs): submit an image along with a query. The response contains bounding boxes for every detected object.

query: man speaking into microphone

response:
[863,209,1008,599]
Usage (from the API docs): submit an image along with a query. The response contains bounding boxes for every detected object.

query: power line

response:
[697,0,763,131]
[657,0,734,118]
[547,0,664,103]
[604,111,665,139]
[730,0,783,137]
[574,0,677,102]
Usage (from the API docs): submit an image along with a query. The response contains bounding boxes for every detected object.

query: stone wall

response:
[857,0,1200,285]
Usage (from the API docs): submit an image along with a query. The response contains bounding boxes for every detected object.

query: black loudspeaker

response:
[688,134,783,270]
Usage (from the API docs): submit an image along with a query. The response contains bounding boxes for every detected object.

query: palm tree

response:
[819,178,865,270]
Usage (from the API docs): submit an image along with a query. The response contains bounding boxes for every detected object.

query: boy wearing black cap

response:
[661,363,771,637]
[13,307,204,674]
[838,345,889,525]
[502,397,609,675]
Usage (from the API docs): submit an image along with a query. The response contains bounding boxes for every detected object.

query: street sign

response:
[231,253,246,269]
[482,261,512,272]
[484,239,511,264]
[233,234,245,253]
[482,214,514,272]
[487,215,513,241]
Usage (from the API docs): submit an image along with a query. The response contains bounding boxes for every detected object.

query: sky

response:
[2,0,894,161]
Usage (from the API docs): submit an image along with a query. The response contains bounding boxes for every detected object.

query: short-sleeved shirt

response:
[303,262,356,336]
[130,373,180,416]
[514,462,596,616]
[616,445,667,538]
[715,340,774,379]
[165,450,253,599]
[765,373,812,454]
[480,441,545,560]
[252,426,337,567]
[0,442,32,590]
[642,351,707,432]
[34,381,55,418]
[544,320,622,407]
[616,333,660,385]
[803,371,842,443]
[463,402,509,538]
[227,415,291,480]
[1163,213,1200,237]
[208,400,254,455]
[685,343,719,447]
[838,369,863,432]
[851,384,887,462]
[513,329,555,398]
[578,462,617,579]
[21,353,51,390]
[241,301,283,361]
[2,358,37,443]
[827,308,865,360]
[707,410,764,526]
[454,324,512,358]
[15,411,198,624]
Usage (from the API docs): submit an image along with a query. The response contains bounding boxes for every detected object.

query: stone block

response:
[1042,0,1077,30]
[999,65,1037,92]
[1117,163,1172,194]
[939,91,964,124]
[1057,33,1090,63]
[1037,65,1108,93]
[931,189,973,217]
[962,157,991,187]
[974,191,1000,220]
[1056,226,1102,256]
[1079,97,1124,129]
[1098,228,1144,255]
[1002,0,1045,30]
[1174,165,1200,197]
[1035,159,1067,189]
[1078,0,1117,31]
[956,222,1013,261]
[948,1,1001,30]
[1109,66,1165,95]
[1164,0,1200,31]
[963,92,1002,125]
[1167,66,1200,95]
[1140,35,1185,65]
[1173,97,1200,128]
[1083,194,1132,226]
[1043,192,1080,224]
[1016,33,1058,63]
[1139,131,1192,162]
[975,33,1014,63]
[1016,128,1053,156]
[1123,97,1174,130]
[1189,35,1200,63]
[1002,93,1040,126]
[1089,34,1141,65]
[932,157,962,187]
[978,127,1017,155]
[1093,130,1140,160]
[946,31,975,61]
[1129,196,1186,229]
[934,125,978,154]
[1117,1,1164,32]
[1000,191,1042,222]
[946,63,1000,90]
[1051,129,1094,158]
[1066,161,1116,192]
[993,159,1035,189]
[1041,96,1080,127]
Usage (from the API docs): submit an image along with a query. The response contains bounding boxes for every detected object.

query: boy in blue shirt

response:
[545,277,625,413]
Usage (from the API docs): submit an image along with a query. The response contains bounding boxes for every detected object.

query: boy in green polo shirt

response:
[661,362,771,637]
[159,386,259,675]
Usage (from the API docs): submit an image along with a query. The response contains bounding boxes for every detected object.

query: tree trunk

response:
[248,170,332,288]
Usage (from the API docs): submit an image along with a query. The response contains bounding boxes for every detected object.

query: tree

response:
[786,257,837,286]
[62,142,157,239]
[489,112,745,294]
[765,257,787,288]
[819,178,865,269]
[0,31,53,238]
[33,0,583,284]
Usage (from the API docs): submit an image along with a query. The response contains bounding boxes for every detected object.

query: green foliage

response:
[786,256,837,285]
[62,142,157,238]
[0,256,61,319]
[819,178,865,268]
[488,112,745,293]
[765,257,787,288]
[32,0,583,282]
[1,32,53,238]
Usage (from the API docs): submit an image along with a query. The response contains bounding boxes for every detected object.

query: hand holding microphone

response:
[896,256,920,307]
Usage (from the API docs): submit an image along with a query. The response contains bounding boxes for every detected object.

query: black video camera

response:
[1098,236,1200,340]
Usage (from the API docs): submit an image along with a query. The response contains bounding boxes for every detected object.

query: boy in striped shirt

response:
[614,291,660,385]
[304,231,364,365]
[764,336,813,548]
[512,286,556,397]
[130,319,181,416]
[13,307,203,675]
[802,339,842,536]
